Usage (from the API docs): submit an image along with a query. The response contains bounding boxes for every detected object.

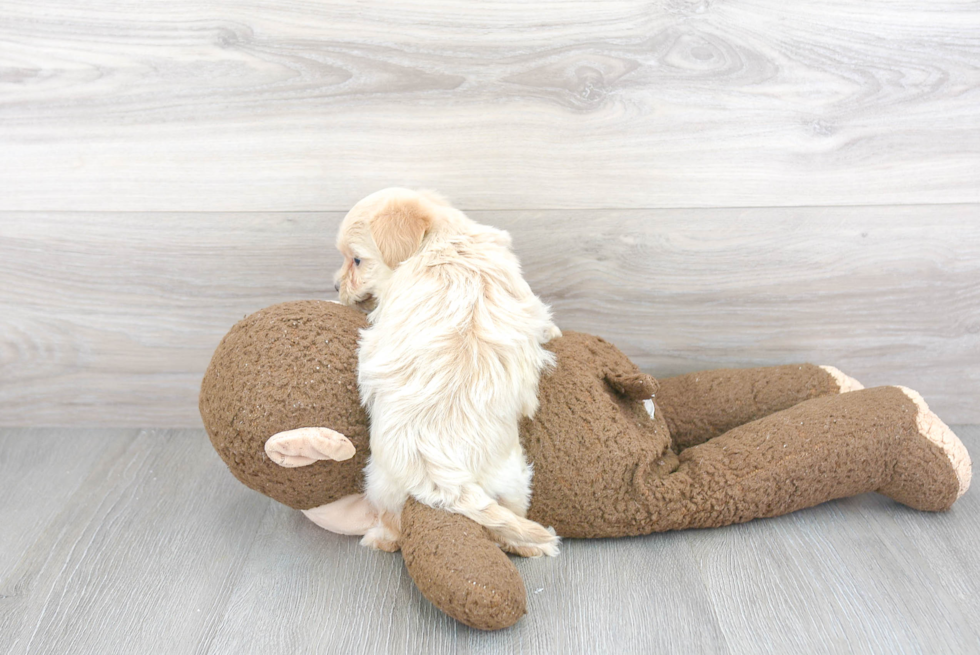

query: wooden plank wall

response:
[1,0,978,425]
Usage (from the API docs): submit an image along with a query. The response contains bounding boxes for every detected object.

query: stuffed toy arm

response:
[400,498,527,631]
[261,428,526,629]
[656,363,863,451]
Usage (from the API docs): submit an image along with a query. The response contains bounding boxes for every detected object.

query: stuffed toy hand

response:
[200,301,971,630]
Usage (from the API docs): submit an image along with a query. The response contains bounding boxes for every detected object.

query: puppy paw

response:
[501,525,561,558]
[543,324,563,342]
[361,525,400,553]
[501,543,551,558]
[265,427,355,467]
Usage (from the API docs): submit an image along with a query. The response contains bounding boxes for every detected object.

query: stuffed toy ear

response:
[604,369,659,401]
[370,196,432,268]
[399,498,527,630]
[265,427,356,467]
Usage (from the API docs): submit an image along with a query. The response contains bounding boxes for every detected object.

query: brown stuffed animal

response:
[200,300,972,631]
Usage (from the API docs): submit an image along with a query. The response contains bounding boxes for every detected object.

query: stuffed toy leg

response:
[200,301,971,631]
[655,363,864,450]
[399,364,969,629]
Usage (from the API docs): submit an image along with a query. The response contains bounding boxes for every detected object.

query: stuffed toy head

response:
[201,301,971,631]
[200,301,368,509]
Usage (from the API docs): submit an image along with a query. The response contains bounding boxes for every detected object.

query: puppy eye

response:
[353,258,361,266]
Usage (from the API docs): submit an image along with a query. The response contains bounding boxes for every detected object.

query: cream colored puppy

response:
[334,187,561,557]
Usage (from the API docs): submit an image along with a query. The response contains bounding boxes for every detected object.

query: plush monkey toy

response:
[201,301,971,630]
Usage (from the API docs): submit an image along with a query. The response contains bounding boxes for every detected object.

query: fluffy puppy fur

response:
[334,187,562,557]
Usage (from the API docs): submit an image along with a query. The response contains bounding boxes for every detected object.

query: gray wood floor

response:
[2,426,978,655]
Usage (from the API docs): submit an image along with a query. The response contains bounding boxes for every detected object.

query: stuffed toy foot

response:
[200,301,971,631]
[880,386,970,507]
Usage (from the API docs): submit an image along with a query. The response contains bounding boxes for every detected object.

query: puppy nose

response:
[334,282,340,292]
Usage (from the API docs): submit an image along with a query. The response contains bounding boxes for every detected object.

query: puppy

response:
[334,187,561,557]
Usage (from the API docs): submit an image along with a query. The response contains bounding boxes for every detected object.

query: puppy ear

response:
[370,197,432,268]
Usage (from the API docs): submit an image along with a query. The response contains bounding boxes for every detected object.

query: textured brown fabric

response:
[627,386,961,533]
[200,301,967,631]
[200,301,369,509]
[401,498,526,631]
[656,364,840,451]
[522,349,959,537]
[522,331,675,538]
[401,384,960,628]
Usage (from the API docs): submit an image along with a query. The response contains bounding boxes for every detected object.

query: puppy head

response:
[334,188,443,307]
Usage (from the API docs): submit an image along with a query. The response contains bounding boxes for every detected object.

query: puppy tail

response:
[448,484,561,557]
